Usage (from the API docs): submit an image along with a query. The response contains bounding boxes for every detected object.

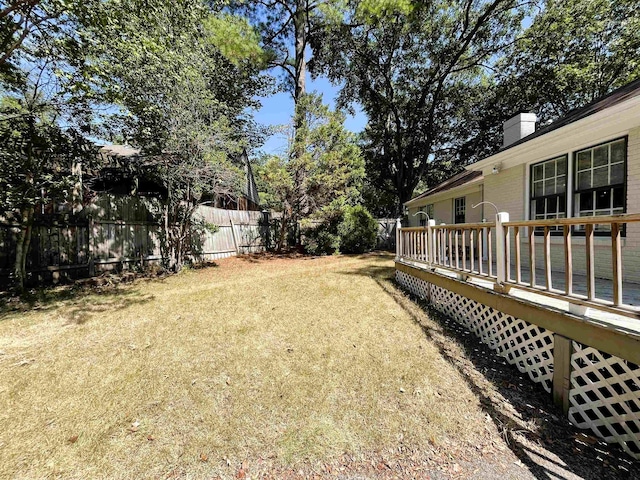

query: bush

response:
[301,204,378,255]
[338,205,378,254]
[303,228,341,255]
[300,204,344,255]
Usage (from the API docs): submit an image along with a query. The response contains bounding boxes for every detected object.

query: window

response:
[454,197,465,224]
[530,155,567,231]
[574,138,626,232]
[422,204,434,226]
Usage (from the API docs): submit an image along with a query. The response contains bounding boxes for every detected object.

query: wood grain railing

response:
[396,213,640,317]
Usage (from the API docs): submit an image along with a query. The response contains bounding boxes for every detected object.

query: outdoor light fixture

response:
[492,163,501,174]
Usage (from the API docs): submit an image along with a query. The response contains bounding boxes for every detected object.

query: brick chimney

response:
[503,113,537,147]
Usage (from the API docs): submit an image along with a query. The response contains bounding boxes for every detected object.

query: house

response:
[214,148,261,211]
[96,146,261,211]
[404,78,640,281]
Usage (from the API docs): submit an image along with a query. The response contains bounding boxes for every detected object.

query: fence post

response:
[261,210,271,252]
[88,215,95,277]
[228,210,240,255]
[495,212,509,287]
[395,218,402,261]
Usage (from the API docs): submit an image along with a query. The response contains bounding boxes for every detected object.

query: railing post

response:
[495,212,510,287]
[440,223,446,263]
[396,218,402,261]
[427,219,435,266]
[482,218,488,261]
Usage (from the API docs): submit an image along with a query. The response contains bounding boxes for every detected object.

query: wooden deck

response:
[512,263,640,307]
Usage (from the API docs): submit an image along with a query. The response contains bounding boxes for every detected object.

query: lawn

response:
[1,253,634,479]
[0,253,491,478]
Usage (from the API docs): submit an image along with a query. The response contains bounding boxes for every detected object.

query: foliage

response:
[310,0,530,213]
[232,0,322,103]
[300,202,377,255]
[0,91,98,291]
[337,204,377,254]
[256,93,364,250]
[300,201,344,255]
[440,0,640,170]
[495,0,640,124]
[1,0,273,279]
[73,0,270,270]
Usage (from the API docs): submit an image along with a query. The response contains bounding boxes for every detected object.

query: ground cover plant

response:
[1,254,638,479]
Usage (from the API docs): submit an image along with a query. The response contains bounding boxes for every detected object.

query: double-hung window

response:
[530,155,567,231]
[419,204,434,226]
[426,203,434,220]
[574,138,626,232]
[454,197,465,224]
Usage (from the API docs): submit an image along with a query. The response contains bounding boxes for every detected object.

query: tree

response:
[233,0,322,104]
[256,93,364,250]
[0,91,97,291]
[494,0,640,123]
[73,0,269,270]
[310,0,529,213]
[0,0,271,278]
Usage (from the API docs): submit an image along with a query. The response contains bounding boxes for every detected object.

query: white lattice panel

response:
[396,270,430,300]
[397,271,554,393]
[568,343,640,458]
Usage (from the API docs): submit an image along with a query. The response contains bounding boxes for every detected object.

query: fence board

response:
[0,197,270,286]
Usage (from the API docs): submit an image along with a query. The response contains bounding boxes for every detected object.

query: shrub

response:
[303,228,341,255]
[300,204,344,255]
[338,205,378,254]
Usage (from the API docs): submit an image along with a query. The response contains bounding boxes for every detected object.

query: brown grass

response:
[0,253,489,479]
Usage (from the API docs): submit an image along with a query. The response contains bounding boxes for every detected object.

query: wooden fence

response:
[376,218,398,250]
[0,195,268,286]
[193,206,267,261]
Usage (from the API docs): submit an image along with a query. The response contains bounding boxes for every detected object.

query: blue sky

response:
[254,74,368,155]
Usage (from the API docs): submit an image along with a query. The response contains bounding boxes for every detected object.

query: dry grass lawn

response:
[0,253,493,478]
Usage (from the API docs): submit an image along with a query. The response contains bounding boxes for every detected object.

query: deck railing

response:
[396,213,640,317]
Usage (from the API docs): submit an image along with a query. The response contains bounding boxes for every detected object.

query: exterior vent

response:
[503,113,537,147]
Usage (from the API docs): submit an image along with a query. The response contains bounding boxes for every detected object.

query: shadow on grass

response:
[340,262,640,480]
[0,281,156,325]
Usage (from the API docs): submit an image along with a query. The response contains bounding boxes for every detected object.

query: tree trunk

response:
[13,206,34,293]
[293,1,306,105]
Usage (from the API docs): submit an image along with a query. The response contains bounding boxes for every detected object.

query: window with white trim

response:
[574,138,626,232]
[530,155,567,231]
[454,197,465,224]
[424,204,434,225]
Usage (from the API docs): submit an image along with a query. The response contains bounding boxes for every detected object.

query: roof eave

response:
[469,94,640,172]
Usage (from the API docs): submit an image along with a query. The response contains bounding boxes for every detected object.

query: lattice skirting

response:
[568,343,640,458]
[396,268,640,460]
[395,270,554,393]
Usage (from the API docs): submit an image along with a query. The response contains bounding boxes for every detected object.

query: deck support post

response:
[552,334,573,415]
[495,212,510,286]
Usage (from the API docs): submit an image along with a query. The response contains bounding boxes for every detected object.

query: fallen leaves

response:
[67,435,78,444]
[235,464,246,479]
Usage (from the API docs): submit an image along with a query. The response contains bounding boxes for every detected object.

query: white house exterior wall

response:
[407,186,483,227]
[479,127,640,282]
